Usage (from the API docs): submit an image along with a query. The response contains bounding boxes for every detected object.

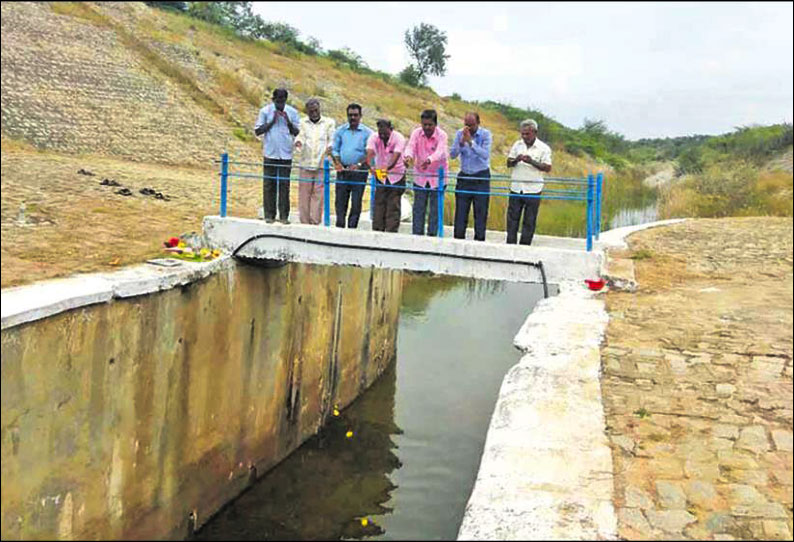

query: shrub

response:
[398,65,422,87]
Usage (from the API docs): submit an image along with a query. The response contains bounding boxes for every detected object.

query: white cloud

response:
[492,14,509,33]
[386,44,410,73]
[445,29,584,83]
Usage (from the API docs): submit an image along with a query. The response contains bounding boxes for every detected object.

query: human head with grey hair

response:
[305,98,321,122]
[520,119,538,146]
[520,119,538,131]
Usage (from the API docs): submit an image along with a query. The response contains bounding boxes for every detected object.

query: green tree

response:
[403,23,450,86]
[398,65,422,87]
[327,48,368,71]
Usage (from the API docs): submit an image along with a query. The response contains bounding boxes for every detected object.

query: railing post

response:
[437,167,445,237]
[323,158,330,227]
[369,161,376,223]
[596,171,603,239]
[586,172,594,252]
[220,152,228,218]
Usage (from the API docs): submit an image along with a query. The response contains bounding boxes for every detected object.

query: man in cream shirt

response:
[505,119,552,245]
[294,98,336,224]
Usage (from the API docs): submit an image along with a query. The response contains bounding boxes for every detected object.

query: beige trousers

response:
[298,168,324,225]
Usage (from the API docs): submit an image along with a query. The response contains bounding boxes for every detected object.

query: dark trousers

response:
[263,158,292,220]
[454,169,490,241]
[412,184,440,236]
[335,166,368,228]
[373,177,406,232]
[506,191,542,245]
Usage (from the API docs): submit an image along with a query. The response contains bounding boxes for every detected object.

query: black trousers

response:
[373,177,406,232]
[335,166,368,228]
[262,158,292,220]
[454,169,490,241]
[506,191,542,245]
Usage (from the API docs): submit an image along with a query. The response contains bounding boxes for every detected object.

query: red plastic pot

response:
[584,278,606,291]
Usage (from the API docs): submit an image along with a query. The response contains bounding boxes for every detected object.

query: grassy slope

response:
[0,2,623,288]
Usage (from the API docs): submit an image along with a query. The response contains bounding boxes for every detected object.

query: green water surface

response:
[196,274,553,541]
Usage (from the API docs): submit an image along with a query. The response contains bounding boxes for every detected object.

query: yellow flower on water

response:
[345,430,353,438]
[360,518,369,527]
[212,249,221,258]
[333,408,340,417]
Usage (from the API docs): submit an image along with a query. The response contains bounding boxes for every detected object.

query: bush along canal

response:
[195,272,556,541]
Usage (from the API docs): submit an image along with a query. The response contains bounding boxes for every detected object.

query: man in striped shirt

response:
[294,98,335,225]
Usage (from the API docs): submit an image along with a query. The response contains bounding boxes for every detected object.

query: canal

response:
[195,273,555,540]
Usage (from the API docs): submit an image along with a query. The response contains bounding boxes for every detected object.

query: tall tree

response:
[403,23,450,86]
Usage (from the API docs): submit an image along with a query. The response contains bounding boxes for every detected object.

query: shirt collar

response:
[421,127,438,140]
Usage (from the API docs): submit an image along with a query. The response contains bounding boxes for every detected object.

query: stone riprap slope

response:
[602,217,793,540]
[0,2,256,166]
[0,1,605,288]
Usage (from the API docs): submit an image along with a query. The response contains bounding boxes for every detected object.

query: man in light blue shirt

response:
[449,112,492,241]
[331,103,373,228]
[254,88,300,223]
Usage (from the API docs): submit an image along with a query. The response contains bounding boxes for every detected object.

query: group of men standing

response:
[254,88,552,245]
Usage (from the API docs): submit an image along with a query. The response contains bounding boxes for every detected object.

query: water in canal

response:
[196,274,554,541]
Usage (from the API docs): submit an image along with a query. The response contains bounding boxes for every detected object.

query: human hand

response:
[404,157,415,168]
[334,161,343,172]
[295,141,303,150]
[421,158,432,168]
[462,126,472,144]
[346,163,359,171]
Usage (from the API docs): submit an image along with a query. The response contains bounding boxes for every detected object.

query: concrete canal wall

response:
[1,259,402,540]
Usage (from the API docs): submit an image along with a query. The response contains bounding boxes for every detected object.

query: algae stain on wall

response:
[0,262,402,540]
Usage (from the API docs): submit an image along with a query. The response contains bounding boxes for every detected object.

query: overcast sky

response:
[251,2,793,140]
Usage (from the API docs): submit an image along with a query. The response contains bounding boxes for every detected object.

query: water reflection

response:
[195,364,402,541]
[196,274,551,541]
[608,202,659,230]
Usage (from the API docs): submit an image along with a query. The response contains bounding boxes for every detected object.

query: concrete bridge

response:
[202,216,603,287]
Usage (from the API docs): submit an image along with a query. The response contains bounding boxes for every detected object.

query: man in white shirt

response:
[294,98,335,225]
[505,119,552,245]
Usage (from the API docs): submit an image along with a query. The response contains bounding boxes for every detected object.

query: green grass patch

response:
[630,248,654,260]
[232,127,255,142]
[50,2,109,26]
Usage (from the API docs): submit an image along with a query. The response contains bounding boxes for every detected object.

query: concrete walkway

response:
[202,216,600,285]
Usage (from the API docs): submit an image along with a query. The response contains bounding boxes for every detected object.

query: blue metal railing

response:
[216,152,605,251]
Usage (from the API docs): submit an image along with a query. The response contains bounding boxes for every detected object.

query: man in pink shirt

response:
[366,119,407,232]
[404,109,448,236]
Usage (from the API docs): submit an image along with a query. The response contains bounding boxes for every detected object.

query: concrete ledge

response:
[1,257,233,330]
[597,218,686,250]
[203,216,601,285]
[458,280,617,540]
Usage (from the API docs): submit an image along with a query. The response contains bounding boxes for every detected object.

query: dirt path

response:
[0,147,267,288]
[602,217,793,540]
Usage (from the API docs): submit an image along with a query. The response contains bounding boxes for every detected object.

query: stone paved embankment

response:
[602,217,793,540]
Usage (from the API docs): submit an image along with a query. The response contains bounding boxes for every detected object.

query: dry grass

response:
[0,146,266,288]
[49,1,108,26]
[2,2,616,287]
